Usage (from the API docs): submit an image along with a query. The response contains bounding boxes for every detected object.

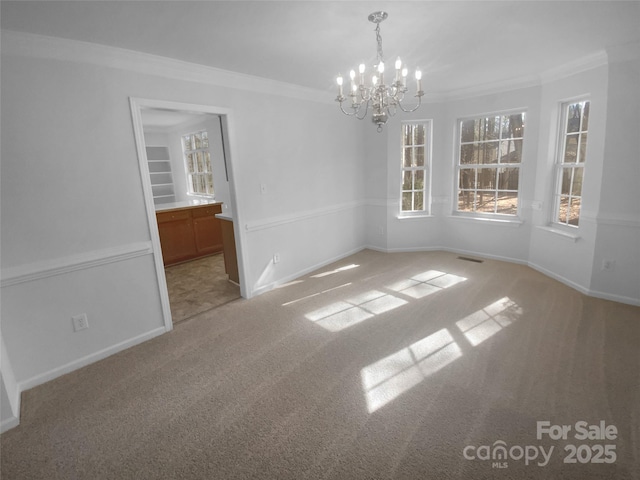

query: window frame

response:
[399,120,432,217]
[454,109,526,221]
[181,129,215,198]
[551,98,590,228]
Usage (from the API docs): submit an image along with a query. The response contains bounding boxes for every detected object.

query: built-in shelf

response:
[146,146,175,205]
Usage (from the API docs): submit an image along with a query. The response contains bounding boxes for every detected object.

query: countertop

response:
[155,199,221,212]
[215,212,233,221]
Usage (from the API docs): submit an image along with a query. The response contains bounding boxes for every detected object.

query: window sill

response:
[536,225,581,242]
[396,213,435,220]
[448,215,524,227]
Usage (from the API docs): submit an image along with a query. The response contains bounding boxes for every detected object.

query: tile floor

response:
[164,253,241,324]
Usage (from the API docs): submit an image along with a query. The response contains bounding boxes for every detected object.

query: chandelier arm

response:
[338,102,361,117]
[355,100,370,120]
[397,94,424,113]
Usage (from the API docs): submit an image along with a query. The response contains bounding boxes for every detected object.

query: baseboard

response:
[18,327,167,393]
[251,245,367,297]
[367,245,639,306]
[0,416,20,434]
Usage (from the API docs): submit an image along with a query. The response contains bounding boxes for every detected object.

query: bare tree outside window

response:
[457,113,525,216]
[554,100,589,226]
[401,122,430,213]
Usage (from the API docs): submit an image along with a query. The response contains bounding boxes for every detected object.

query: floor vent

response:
[457,256,484,263]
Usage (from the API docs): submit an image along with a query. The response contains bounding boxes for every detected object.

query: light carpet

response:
[1,249,639,479]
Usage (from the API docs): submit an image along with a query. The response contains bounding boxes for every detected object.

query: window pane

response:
[460,144,476,164]
[498,167,519,190]
[402,171,413,190]
[415,148,425,167]
[206,174,214,195]
[579,133,588,163]
[571,167,583,197]
[560,168,573,195]
[568,197,581,226]
[461,143,498,164]
[204,152,212,172]
[403,147,413,167]
[194,133,202,149]
[497,192,518,215]
[403,125,413,146]
[501,113,525,138]
[201,131,209,148]
[564,135,579,163]
[459,168,475,189]
[558,196,569,223]
[482,116,501,141]
[458,191,475,211]
[477,168,497,190]
[414,170,424,190]
[186,154,195,173]
[581,101,590,132]
[414,125,425,145]
[402,192,413,211]
[499,139,522,163]
[460,119,477,143]
[476,192,496,213]
[567,103,582,133]
[414,192,424,211]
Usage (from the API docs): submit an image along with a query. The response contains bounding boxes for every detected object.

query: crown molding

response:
[0,29,334,105]
[539,49,608,84]
[1,29,612,106]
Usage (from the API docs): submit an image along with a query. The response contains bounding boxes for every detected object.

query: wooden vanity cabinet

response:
[156,203,223,266]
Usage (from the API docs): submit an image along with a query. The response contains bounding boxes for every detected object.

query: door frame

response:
[129,97,248,331]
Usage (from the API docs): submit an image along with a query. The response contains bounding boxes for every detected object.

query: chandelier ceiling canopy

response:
[335,11,424,132]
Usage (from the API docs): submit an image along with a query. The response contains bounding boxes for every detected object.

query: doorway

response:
[129,98,247,331]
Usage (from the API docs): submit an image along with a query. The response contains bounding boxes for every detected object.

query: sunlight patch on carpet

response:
[456,297,523,346]
[361,328,462,413]
[304,289,408,332]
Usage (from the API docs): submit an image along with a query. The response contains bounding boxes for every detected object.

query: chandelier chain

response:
[375,23,384,64]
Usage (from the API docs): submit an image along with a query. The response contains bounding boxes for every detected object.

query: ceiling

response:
[2,1,639,96]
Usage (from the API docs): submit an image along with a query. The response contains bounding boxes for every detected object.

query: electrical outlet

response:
[72,313,89,332]
[273,253,280,264]
[602,259,616,271]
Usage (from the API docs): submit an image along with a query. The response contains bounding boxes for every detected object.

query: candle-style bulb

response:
[359,63,366,74]
[402,68,408,78]
[372,75,378,85]
[377,61,385,74]
[349,70,356,80]
[415,70,422,80]
[395,57,402,70]
[337,75,343,86]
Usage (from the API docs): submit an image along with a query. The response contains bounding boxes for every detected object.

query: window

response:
[456,112,525,216]
[182,130,214,196]
[553,100,589,227]
[401,121,431,213]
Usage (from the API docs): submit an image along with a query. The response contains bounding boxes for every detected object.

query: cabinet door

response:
[157,216,197,265]
[193,215,223,255]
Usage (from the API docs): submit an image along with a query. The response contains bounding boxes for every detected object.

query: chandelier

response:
[335,11,424,132]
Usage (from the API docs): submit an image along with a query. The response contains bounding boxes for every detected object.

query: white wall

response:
[0,32,365,412]
[528,65,609,294]
[589,52,640,301]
